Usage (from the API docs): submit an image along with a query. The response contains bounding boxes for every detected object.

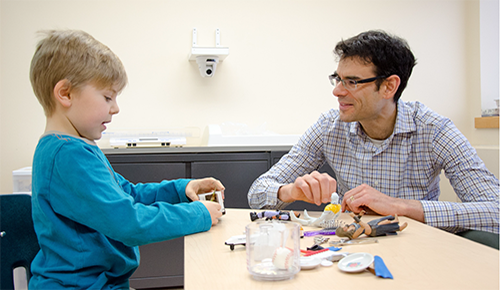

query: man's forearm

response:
[277,184,295,203]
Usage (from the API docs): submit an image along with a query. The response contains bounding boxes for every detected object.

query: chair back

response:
[0,194,40,290]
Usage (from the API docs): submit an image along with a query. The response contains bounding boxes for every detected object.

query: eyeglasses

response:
[329,74,388,90]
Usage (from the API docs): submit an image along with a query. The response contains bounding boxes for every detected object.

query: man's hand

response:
[186,177,225,201]
[278,171,336,205]
[342,184,424,222]
[199,200,223,226]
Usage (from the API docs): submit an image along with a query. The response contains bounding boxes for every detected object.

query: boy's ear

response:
[53,79,73,108]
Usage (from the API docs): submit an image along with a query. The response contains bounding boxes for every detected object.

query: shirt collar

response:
[348,100,417,137]
[393,100,417,135]
[41,130,98,146]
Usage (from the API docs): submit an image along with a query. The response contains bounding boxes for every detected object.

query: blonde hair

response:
[29,30,128,116]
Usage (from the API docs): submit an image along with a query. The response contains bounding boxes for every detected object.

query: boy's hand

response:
[185,177,225,201]
[199,201,223,225]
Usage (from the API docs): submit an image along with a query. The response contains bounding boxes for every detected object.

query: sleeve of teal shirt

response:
[49,142,212,247]
[115,172,192,205]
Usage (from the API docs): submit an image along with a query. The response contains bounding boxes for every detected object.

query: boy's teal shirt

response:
[30,132,212,289]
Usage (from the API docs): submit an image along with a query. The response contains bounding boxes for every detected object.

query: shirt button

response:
[374,181,379,186]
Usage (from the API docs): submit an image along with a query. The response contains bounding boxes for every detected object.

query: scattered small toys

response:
[249,210,300,222]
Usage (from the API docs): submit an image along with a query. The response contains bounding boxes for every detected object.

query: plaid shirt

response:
[248,101,499,234]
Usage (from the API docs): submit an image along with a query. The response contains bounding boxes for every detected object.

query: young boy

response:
[28,30,224,289]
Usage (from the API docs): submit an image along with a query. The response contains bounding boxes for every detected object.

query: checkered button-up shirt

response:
[248,101,499,234]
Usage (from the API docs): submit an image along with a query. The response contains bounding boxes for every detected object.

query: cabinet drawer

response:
[192,160,269,209]
[129,238,184,289]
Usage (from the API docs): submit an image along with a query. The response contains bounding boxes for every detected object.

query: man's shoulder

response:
[314,109,352,133]
[319,108,348,126]
[320,108,340,119]
[400,101,450,127]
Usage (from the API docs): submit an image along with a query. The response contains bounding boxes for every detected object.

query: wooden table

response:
[185,209,499,290]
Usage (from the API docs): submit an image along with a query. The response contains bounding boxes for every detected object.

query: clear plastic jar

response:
[246,220,301,281]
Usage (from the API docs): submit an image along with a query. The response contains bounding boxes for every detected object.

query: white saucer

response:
[337,252,374,273]
[299,256,321,270]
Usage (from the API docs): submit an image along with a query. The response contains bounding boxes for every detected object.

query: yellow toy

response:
[325,192,341,213]
[325,203,341,214]
[290,193,341,228]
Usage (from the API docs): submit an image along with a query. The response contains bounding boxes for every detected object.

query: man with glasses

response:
[248,30,499,247]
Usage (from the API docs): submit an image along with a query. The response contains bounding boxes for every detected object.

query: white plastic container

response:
[12,167,32,193]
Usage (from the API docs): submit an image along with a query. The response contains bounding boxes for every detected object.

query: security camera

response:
[196,56,219,78]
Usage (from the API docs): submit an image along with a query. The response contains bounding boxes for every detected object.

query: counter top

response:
[101,145,293,155]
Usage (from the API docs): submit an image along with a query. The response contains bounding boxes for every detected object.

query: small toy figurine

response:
[290,193,341,227]
[225,234,246,250]
[198,190,225,214]
[324,192,341,214]
[336,210,408,240]
[249,210,299,221]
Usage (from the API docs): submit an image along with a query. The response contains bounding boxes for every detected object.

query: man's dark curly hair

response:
[334,30,417,102]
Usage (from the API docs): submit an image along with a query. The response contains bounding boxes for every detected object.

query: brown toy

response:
[336,210,408,240]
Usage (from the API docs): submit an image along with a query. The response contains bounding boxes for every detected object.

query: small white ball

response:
[272,247,293,270]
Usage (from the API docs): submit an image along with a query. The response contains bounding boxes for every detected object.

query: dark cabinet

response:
[191,159,269,208]
[128,238,184,289]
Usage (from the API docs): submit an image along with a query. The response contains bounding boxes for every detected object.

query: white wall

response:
[1,0,498,193]
[480,0,499,111]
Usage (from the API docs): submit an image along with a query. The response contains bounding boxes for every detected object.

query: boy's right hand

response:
[199,201,223,226]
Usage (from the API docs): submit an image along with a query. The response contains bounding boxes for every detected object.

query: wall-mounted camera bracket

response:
[188,28,229,61]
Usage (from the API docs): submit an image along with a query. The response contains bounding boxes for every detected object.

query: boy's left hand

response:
[186,177,225,201]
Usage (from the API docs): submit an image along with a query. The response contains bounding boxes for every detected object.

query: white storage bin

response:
[12,167,32,193]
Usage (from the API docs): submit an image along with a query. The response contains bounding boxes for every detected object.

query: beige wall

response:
[1,0,498,194]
